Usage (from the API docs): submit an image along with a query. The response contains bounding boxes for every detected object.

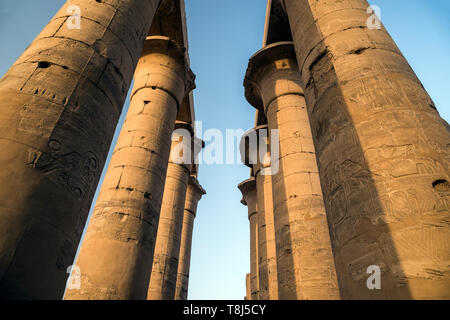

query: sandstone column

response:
[242,125,278,300]
[175,176,206,300]
[65,36,194,300]
[147,124,201,300]
[238,177,259,300]
[257,145,278,300]
[245,273,251,300]
[244,42,339,299]
[0,0,160,299]
[282,0,450,299]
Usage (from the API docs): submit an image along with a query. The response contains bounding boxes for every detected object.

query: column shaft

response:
[256,170,269,300]
[284,0,450,299]
[268,92,338,299]
[241,126,279,300]
[148,161,189,300]
[0,0,159,299]
[245,273,251,300]
[174,210,194,300]
[65,37,192,300]
[255,170,278,300]
[175,177,205,300]
[249,127,278,300]
[245,43,340,299]
[238,178,259,300]
[249,209,260,299]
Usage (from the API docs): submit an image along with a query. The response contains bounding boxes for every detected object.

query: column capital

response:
[238,177,257,219]
[184,176,206,217]
[244,41,302,113]
[132,36,196,109]
[239,125,271,175]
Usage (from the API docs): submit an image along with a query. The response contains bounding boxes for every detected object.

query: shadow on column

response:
[304,49,413,299]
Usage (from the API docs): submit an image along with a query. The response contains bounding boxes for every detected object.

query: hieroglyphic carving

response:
[27,139,99,200]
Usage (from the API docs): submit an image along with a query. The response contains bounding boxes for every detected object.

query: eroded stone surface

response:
[245,273,251,300]
[238,177,259,300]
[0,0,160,299]
[64,36,193,300]
[147,133,191,300]
[283,0,450,299]
[245,42,340,300]
[175,176,205,300]
[242,125,279,300]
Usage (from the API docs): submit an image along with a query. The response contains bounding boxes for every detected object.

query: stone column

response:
[244,42,339,299]
[147,124,201,300]
[243,125,278,300]
[245,273,251,300]
[282,0,450,299]
[257,168,278,300]
[0,0,160,299]
[238,177,259,300]
[175,176,206,300]
[64,36,194,300]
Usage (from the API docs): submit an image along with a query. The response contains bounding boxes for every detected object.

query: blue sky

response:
[0,1,449,300]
